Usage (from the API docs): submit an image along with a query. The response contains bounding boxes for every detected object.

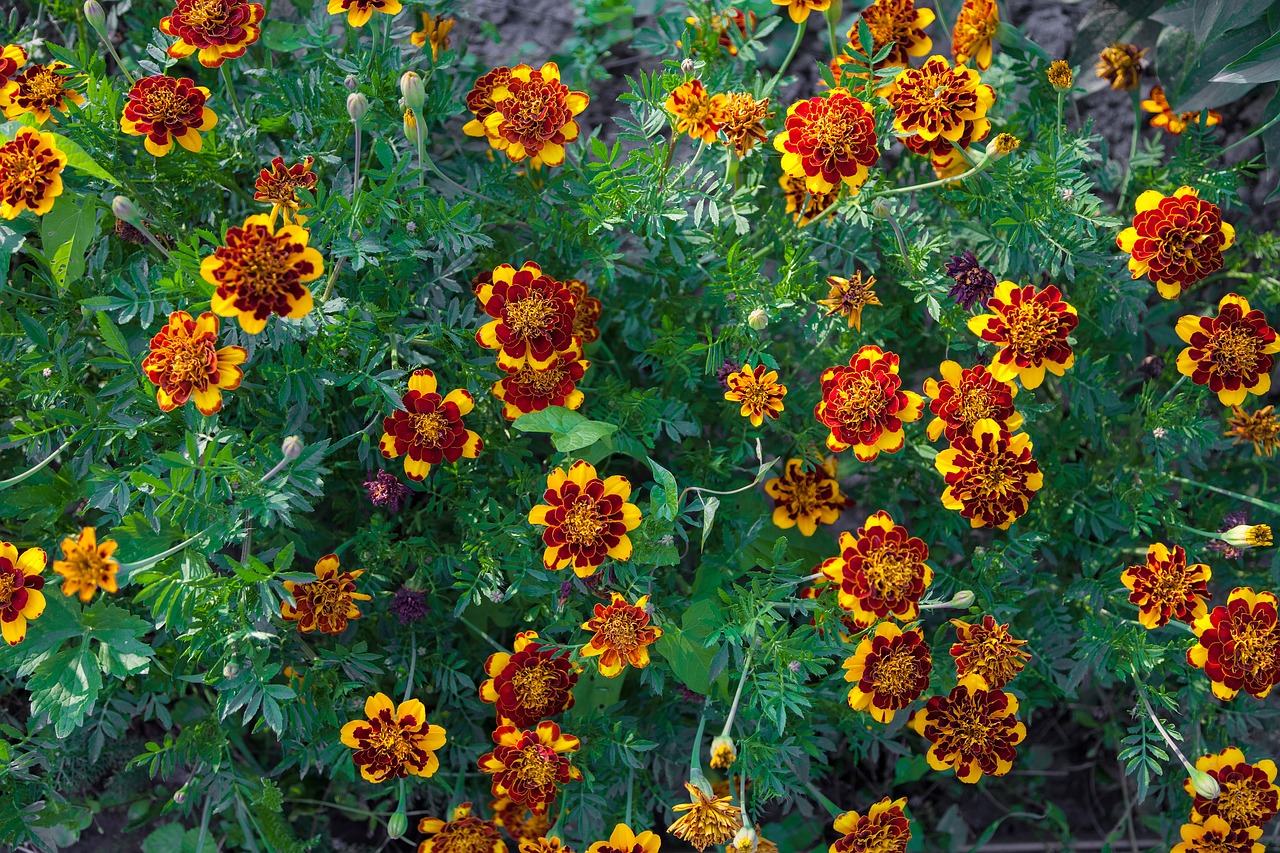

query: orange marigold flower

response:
[491,798,551,842]
[934,419,1042,529]
[1185,747,1279,831]
[586,823,661,853]
[669,781,742,851]
[910,674,1026,782]
[159,0,265,67]
[0,45,25,87]
[0,62,85,123]
[772,0,830,24]
[952,0,998,70]
[493,354,590,421]
[949,615,1030,689]
[1047,60,1073,90]
[666,79,726,144]
[774,90,880,195]
[1142,86,1221,136]
[519,839,573,853]
[718,92,772,156]
[1189,587,1280,701]
[529,460,642,576]
[779,173,840,225]
[341,693,445,783]
[1117,186,1235,299]
[0,126,67,219]
[201,213,323,334]
[280,553,371,635]
[724,364,787,427]
[254,155,317,225]
[1176,293,1279,407]
[480,721,582,815]
[842,622,931,723]
[120,75,217,157]
[417,802,508,853]
[968,281,1078,389]
[141,310,247,415]
[821,510,934,628]
[889,55,994,146]
[847,0,934,70]
[764,457,849,536]
[468,62,588,167]
[326,0,400,28]
[819,272,880,331]
[410,13,454,62]
[1096,42,1146,91]
[815,345,924,460]
[582,593,662,678]
[1227,405,1279,457]
[476,262,581,371]
[923,360,1021,443]
[379,369,482,482]
[52,527,120,603]
[1121,543,1211,630]
[480,631,577,727]
[829,797,912,853]
[565,278,601,344]
[0,542,45,646]
[1172,818,1263,853]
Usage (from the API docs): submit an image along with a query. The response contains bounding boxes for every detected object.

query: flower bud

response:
[1220,524,1273,549]
[399,71,425,111]
[747,308,768,330]
[681,57,695,75]
[281,435,304,460]
[731,827,759,853]
[709,735,737,769]
[870,197,891,218]
[1189,768,1220,800]
[402,108,418,143]
[346,92,369,124]
[950,590,975,609]
[386,811,408,840]
[84,0,106,30]
[172,787,187,805]
[111,195,139,223]
[987,133,1020,159]
[343,74,358,92]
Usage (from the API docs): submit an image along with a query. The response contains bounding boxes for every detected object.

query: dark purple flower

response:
[945,251,997,310]
[714,358,739,392]
[1207,510,1250,560]
[389,586,428,624]
[365,470,410,511]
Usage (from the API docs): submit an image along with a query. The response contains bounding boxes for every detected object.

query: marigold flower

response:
[201,214,323,334]
[1189,587,1280,701]
[842,622,932,723]
[417,802,508,853]
[779,173,840,225]
[119,74,217,157]
[717,92,772,156]
[327,0,400,27]
[1226,405,1279,457]
[829,797,912,853]
[379,369,483,482]
[479,721,582,815]
[1096,42,1146,91]
[1046,60,1073,90]
[1175,293,1279,407]
[254,156,317,225]
[990,132,1019,154]
[821,510,934,628]
[934,419,1041,529]
[492,798,551,843]
[910,674,1025,782]
[528,460,642,577]
[476,262,581,371]
[519,839,573,853]
[763,457,849,536]
[340,692,446,783]
[281,554,371,635]
[0,126,67,220]
[889,55,994,146]
[1142,86,1221,136]
[410,13,454,61]
[968,281,1077,389]
[664,79,725,145]
[815,345,924,460]
[944,251,996,310]
[480,631,577,727]
[819,272,880,331]
[1120,543,1211,630]
[564,279,601,344]
[1117,186,1234,299]
[949,616,1030,689]
[465,67,514,129]
[1185,747,1280,831]
[668,781,742,851]
[0,542,45,646]
[581,593,662,678]
[847,0,934,70]
[493,354,590,421]
[1207,511,1250,560]
[468,63,588,167]
[772,0,830,23]
[923,360,1021,443]
[1171,818,1263,853]
[0,45,25,87]
[159,0,265,67]
[0,62,85,123]
[774,90,880,195]
[586,823,661,853]
[1221,524,1273,549]
[141,310,247,415]
[52,527,119,603]
[951,0,998,70]
[723,364,787,427]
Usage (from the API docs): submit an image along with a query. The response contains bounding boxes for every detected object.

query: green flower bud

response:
[84,0,106,30]
[1189,768,1220,800]
[281,435,304,460]
[747,308,768,330]
[111,196,139,223]
[386,811,408,839]
[399,71,425,111]
[346,92,369,125]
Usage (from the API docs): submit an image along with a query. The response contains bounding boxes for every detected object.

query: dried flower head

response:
[389,586,428,624]
[1226,405,1279,457]
[365,469,411,511]
[717,92,772,156]
[668,781,743,851]
[1096,42,1146,91]
[944,251,997,310]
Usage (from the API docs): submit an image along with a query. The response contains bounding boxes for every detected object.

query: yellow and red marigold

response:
[889,56,994,148]
[764,457,849,536]
[586,823,661,853]
[528,460,642,577]
[1120,543,1211,630]
[842,622,932,723]
[0,45,24,87]
[520,839,572,853]
[949,616,1030,689]
[819,272,880,331]
[847,0,934,70]
[1227,405,1280,457]
[668,781,742,851]
[0,126,67,220]
[779,174,840,225]
[968,281,1078,389]
[829,797,912,853]
[821,510,934,628]
[0,542,45,646]
[379,369,483,482]
[665,79,725,145]
[581,593,662,678]
[1185,747,1279,831]
[0,62,84,123]
[718,93,772,157]
[910,674,1026,783]
[327,0,400,27]
[923,360,1021,443]
[254,155,317,225]
[1171,818,1263,853]
[280,554,371,635]
[201,213,323,334]
[480,631,577,727]
[774,90,880,196]
[1117,186,1235,299]
[934,419,1043,529]
[476,262,581,371]
[479,721,582,815]
[952,0,999,70]
[141,310,247,415]
[52,527,120,603]
[120,75,217,157]
[564,279,601,344]
[815,345,924,461]
[340,692,447,783]
[1142,86,1221,136]
[492,798,551,843]
[1189,587,1280,701]
[772,0,830,23]
[493,354,590,421]
[159,0,265,67]
[1175,293,1279,407]
[724,364,787,427]
[417,803,508,853]
[467,63,589,168]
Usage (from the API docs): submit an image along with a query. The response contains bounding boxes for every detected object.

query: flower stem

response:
[403,630,417,703]
[879,152,992,196]
[719,650,754,738]
[823,6,840,61]
[689,702,709,778]
[1117,89,1142,210]
[94,30,136,85]
[1168,476,1280,515]
[0,437,75,490]
[419,149,499,203]
[802,780,843,818]
[1218,110,1280,159]
[320,257,345,303]
[351,124,362,202]
[412,109,426,189]
[624,765,634,828]
[764,21,807,97]
[220,64,248,130]
[1131,668,1196,778]
[459,615,507,653]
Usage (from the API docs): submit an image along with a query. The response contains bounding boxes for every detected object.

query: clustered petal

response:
[723,364,787,427]
[479,721,583,815]
[1175,293,1278,407]
[665,79,725,145]
[934,419,1043,529]
[528,460,642,577]
[480,631,578,727]
[1117,186,1235,299]
[281,554,371,635]
[829,797,912,853]
[815,345,924,460]
[819,272,880,331]
[763,457,849,536]
[774,90,880,195]
[201,213,324,334]
[948,615,1030,689]
[1121,543,1211,630]
[416,802,508,853]
[846,0,934,72]
[339,692,447,783]
[923,360,1021,443]
[0,126,68,220]
[967,281,1078,390]
[0,542,46,646]
[1188,587,1280,701]
[668,781,742,851]
[254,155,317,225]
[141,310,247,415]
[379,369,483,482]
[120,75,218,157]
[159,0,265,67]
[1184,747,1279,832]
[910,674,1026,783]
[581,593,662,678]
[821,510,934,627]
[842,622,932,723]
[1226,405,1279,457]
[952,0,999,70]
[465,63,589,167]
[0,61,85,123]
[476,262,582,371]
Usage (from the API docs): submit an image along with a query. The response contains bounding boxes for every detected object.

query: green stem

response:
[1131,668,1196,778]
[1117,89,1142,211]
[351,124,362,203]
[413,109,426,189]
[764,22,807,96]
[823,7,839,60]
[718,649,754,738]
[403,630,417,703]
[1219,110,1280,159]
[802,780,843,818]
[95,31,136,85]
[420,149,500,203]
[0,437,75,490]
[459,615,506,653]
[1168,476,1280,515]
[1055,90,1065,149]
[320,257,345,303]
[878,152,992,196]
[689,704,709,778]
[1154,375,1187,409]
[624,765,634,828]
[219,64,248,130]
[117,523,217,574]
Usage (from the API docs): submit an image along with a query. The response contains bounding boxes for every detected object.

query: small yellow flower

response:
[723,364,787,427]
[410,12,455,61]
[52,527,120,602]
[1226,405,1279,457]
[669,781,743,851]
[818,272,880,331]
[709,735,737,769]
[1047,60,1073,90]
[1221,524,1272,549]
[1096,42,1145,91]
[990,132,1019,155]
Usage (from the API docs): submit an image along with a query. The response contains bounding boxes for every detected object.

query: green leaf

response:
[41,198,98,290]
[551,419,618,452]
[1212,29,1280,83]
[699,495,719,550]
[49,133,119,184]
[28,645,101,738]
[647,457,678,521]
[512,407,618,453]
[94,310,132,360]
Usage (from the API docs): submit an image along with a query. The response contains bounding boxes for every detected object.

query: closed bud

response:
[399,71,425,111]
[710,734,737,769]
[111,195,138,223]
[950,590,975,609]
[84,0,106,30]
[386,811,408,839]
[172,786,187,804]
[402,108,418,143]
[343,74,358,92]
[870,197,891,218]
[1189,768,1220,800]
[281,435,304,460]
[681,57,695,75]
[747,308,768,330]
[346,92,369,124]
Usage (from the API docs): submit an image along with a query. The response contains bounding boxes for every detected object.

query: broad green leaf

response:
[699,495,720,550]
[40,199,98,289]
[50,133,119,184]
[1213,29,1280,83]
[551,418,617,452]
[94,311,131,360]
[28,645,101,737]
[647,457,678,521]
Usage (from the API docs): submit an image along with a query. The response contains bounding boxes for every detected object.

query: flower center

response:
[597,611,642,651]
[1217,778,1270,827]
[0,570,17,608]
[515,363,568,396]
[183,0,228,27]
[834,374,889,423]
[955,385,996,426]
[168,344,212,385]
[504,82,561,138]
[62,550,109,585]
[737,381,772,411]
[26,69,65,104]
[510,662,556,709]
[306,575,346,616]
[513,745,559,788]
[947,694,995,749]
[863,543,918,598]
[409,412,450,445]
[1209,325,1261,377]
[869,645,919,698]
[562,498,607,545]
[1003,300,1056,358]
[0,150,40,188]
[1147,565,1191,606]
[440,821,500,853]
[783,477,818,514]
[1232,619,1279,674]
[968,448,1016,496]
[230,232,295,300]
[505,292,557,339]
[367,721,412,764]
[144,86,187,123]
